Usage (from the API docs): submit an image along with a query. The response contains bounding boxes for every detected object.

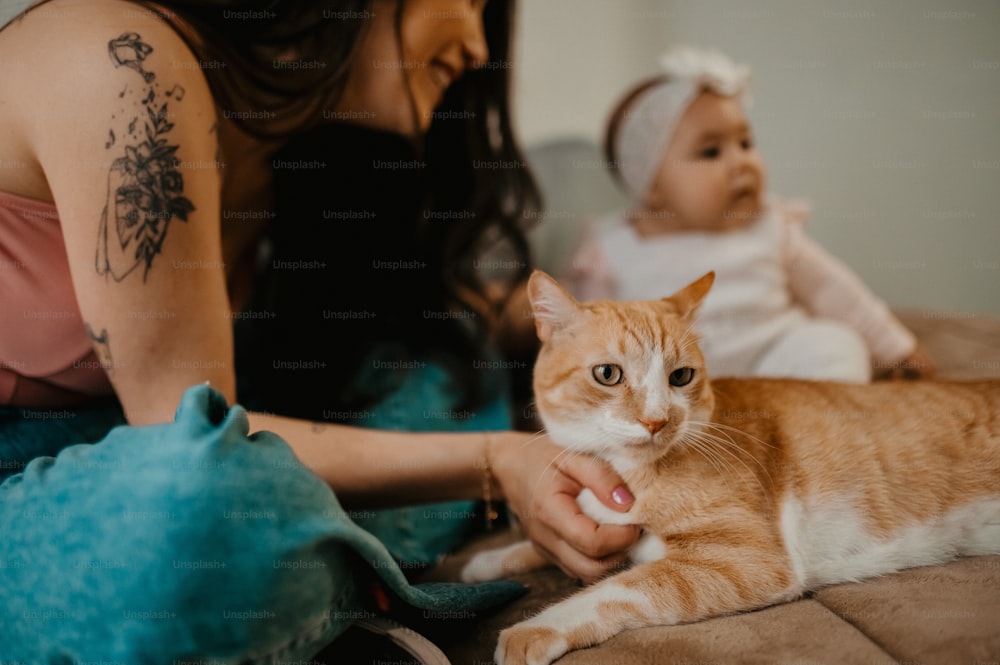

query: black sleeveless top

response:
[234,123,490,421]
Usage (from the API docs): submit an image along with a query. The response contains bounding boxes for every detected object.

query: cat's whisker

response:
[690,425,768,471]
[699,421,779,451]
[528,437,630,517]
[498,416,589,505]
[692,421,778,492]
[677,433,738,491]
[526,449,572,510]
[517,429,550,448]
[676,329,700,354]
[681,430,747,484]
[531,439,592,499]
[682,427,773,496]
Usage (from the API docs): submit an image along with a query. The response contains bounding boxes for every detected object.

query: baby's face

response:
[644,92,766,232]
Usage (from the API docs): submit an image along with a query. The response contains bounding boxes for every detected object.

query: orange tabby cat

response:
[461,270,1000,665]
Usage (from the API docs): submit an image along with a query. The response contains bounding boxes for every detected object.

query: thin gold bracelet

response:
[482,433,499,530]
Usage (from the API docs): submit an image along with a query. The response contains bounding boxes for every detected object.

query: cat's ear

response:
[666,271,715,320]
[527,270,581,342]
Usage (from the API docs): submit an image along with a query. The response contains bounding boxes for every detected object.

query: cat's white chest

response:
[576,489,667,564]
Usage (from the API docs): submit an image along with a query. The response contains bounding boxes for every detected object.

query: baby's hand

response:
[875,345,935,380]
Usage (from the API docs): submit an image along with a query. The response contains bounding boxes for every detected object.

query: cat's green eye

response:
[669,367,695,387]
[592,364,624,386]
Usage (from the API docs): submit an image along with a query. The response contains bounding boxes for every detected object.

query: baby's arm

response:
[563,220,617,300]
[783,221,931,376]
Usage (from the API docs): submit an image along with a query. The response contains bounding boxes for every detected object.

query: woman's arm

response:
[22,8,232,424]
[250,410,639,583]
[249,411,496,507]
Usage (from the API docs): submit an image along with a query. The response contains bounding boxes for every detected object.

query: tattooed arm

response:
[24,11,230,424]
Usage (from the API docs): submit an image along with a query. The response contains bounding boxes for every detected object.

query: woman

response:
[234,0,542,565]
[0,0,637,660]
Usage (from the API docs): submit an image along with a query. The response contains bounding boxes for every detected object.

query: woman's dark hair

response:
[422,0,538,326]
[137,0,377,139]
[410,0,541,414]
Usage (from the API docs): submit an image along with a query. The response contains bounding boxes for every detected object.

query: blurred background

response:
[514,0,1000,315]
[0,0,996,314]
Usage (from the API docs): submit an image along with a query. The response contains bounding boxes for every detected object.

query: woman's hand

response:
[491,431,640,584]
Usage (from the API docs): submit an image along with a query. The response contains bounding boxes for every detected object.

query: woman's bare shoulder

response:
[1,0,210,111]
[0,0,217,198]
[2,0,197,55]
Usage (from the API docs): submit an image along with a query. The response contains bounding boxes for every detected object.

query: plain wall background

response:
[513,0,1000,315]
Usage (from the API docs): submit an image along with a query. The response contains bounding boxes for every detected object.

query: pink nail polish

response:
[612,486,634,506]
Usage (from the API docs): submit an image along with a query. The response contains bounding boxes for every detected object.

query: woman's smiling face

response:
[335,0,490,135]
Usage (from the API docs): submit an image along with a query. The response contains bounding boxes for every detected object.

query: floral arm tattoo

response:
[96,32,195,282]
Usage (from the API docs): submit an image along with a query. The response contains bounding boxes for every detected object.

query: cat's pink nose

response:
[639,418,667,434]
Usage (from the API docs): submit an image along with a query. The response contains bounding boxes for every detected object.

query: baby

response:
[569,46,930,382]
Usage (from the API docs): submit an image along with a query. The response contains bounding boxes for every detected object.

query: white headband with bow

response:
[615,47,753,200]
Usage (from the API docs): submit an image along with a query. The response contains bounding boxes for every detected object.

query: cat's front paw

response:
[460,540,544,583]
[495,624,568,665]
[460,547,507,583]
